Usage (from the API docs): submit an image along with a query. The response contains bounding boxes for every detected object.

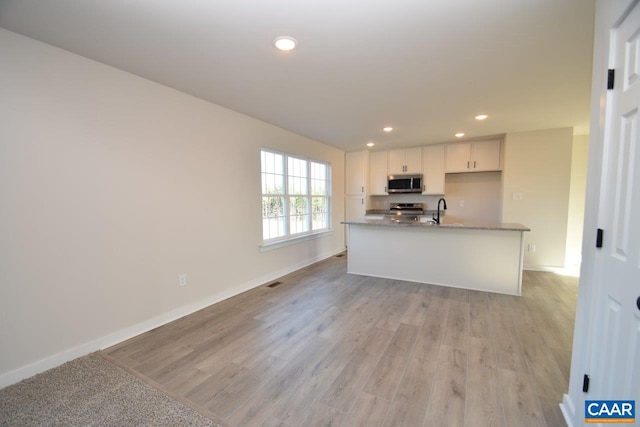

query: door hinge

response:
[583,374,590,393]
[607,69,615,90]
[596,228,603,248]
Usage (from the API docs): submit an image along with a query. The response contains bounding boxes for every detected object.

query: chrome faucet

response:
[433,198,447,224]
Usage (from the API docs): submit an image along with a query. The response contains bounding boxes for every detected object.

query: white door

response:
[588,0,640,405]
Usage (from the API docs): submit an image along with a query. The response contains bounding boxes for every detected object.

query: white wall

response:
[0,29,345,386]
[502,128,573,269]
[565,134,589,270]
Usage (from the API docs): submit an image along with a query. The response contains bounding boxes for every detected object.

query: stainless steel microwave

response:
[387,174,423,193]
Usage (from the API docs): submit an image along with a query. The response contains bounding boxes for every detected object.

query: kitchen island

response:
[342,219,530,295]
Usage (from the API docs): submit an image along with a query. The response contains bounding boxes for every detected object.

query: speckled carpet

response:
[0,354,221,426]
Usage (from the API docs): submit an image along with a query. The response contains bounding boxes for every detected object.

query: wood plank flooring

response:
[103,255,577,427]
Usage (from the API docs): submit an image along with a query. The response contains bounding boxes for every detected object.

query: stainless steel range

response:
[384,202,424,222]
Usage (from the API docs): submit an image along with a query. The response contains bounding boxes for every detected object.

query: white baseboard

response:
[559,393,576,427]
[0,247,344,389]
[524,264,564,272]
[523,264,581,277]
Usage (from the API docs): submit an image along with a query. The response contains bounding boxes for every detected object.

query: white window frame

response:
[260,148,332,249]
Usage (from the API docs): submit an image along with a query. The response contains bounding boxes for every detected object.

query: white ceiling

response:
[0,0,596,151]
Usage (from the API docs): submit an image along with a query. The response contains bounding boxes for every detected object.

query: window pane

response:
[265,172,284,194]
[263,217,286,240]
[289,196,310,234]
[311,179,325,195]
[312,197,329,230]
[261,149,330,241]
[262,195,286,240]
[310,161,328,196]
[288,157,308,195]
[262,150,285,196]
[312,197,326,214]
[263,196,282,218]
[312,213,326,230]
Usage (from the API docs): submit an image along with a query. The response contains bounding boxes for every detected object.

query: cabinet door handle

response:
[361,198,364,205]
[384,186,387,192]
[361,186,364,193]
[467,161,470,169]
[474,160,477,168]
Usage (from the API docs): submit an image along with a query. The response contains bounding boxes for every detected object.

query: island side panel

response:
[346,224,524,295]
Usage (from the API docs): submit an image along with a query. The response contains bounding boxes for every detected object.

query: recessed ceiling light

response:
[383,127,393,132]
[273,36,297,51]
[475,114,488,120]
[455,132,465,138]
[366,142,375,147]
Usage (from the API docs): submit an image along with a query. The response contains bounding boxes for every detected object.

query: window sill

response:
[260,229,334,252]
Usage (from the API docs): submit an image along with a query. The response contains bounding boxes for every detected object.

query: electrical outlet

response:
[179,273,187,287]
[459,200,465,207]
[512,192,523,201]
[527,244,536,252]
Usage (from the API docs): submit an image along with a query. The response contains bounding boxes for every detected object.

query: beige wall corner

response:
[502,128,573,269]
[565,134,589,271]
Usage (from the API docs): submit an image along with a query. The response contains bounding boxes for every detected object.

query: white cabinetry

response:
[345,195,366,221]
[346,151,368,194]
[388,147,422,174]
[369,151,388,195]
[472,139,502,171]
[345,151,367,227]
[422,145,445,195]
[445,140,502,173]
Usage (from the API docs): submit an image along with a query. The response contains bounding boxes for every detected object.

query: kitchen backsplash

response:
[368,171,502,223]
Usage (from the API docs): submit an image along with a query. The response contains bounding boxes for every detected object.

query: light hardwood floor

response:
[103,254,577,427]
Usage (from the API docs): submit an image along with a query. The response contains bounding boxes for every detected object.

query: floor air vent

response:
[267,281,283,288]
[335,254,345,258]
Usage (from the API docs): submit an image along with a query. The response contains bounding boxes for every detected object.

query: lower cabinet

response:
[345,195,365,221]
[345,195,365,247]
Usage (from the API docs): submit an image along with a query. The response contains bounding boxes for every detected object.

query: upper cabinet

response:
[445,139,502,173]
[472,139,502,171]
[369,151,388,195]
[388,147,422,174]
[346,151,368,195]
[422,145,445,195]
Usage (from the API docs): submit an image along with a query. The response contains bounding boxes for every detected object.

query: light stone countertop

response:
[342,219,530,232]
